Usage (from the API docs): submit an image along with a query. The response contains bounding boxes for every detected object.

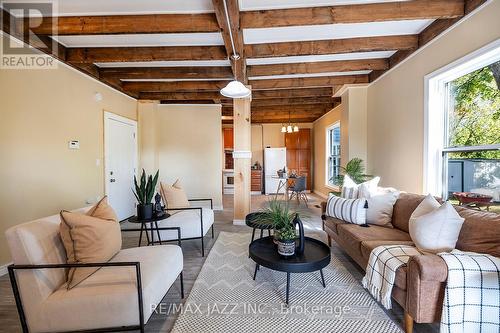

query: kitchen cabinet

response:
[223,128,233,149]
[251,169,262,193]
[285,128,312,190]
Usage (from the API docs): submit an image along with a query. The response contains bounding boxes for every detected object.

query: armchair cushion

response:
[39,245,183,333]
[59,198,122,289]
[155,208,214,241]
[160,180,190,210]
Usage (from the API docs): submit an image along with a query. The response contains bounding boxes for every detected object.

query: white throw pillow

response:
[326,195,367,225]
[409,194,465,253]
[341,175,380,199]
[365,191,399,228]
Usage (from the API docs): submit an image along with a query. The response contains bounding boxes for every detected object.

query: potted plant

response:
[251,199,304,257]
[132,169,159,220]
[329,158,372,195]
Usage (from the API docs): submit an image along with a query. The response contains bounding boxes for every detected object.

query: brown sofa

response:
[321,192,500,333]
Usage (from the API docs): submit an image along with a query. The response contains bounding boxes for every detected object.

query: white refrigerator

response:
[264,147,287,194]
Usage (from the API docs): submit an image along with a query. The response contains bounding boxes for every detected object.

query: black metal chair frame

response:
[160,198,214,257]
[288,176,308,207]
[8,227,184,333]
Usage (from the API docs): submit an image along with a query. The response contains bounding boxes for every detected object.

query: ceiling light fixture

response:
[219,0,251,99]
[281,110,299,133]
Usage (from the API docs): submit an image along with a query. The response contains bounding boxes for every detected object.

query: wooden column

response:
[233,93,252,225]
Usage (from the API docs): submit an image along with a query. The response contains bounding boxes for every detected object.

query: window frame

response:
[325,122,341,189]
[424,38,500,198]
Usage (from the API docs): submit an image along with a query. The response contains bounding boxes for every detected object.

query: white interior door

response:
[104,112,137,220]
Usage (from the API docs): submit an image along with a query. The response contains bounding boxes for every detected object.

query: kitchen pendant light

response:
[281,110,299,133]
[287,125,293,133]
[293,125,299,132]
[281,125,287,133]
[219,0,250,99]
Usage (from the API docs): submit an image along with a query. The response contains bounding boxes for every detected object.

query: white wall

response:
[138,103,223,209]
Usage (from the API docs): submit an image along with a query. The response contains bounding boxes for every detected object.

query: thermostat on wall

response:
[68,140,80,149]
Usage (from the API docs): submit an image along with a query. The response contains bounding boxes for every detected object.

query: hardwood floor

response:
[0,194,438,333]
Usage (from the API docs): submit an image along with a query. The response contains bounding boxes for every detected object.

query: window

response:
[326,123,341,187]
[425,39,500,201]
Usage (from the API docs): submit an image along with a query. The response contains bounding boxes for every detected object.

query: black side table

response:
[249,236,331,304]
[127,214,170,247]
[246,212,273,242]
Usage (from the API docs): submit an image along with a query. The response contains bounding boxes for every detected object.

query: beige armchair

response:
[5,207,184,333]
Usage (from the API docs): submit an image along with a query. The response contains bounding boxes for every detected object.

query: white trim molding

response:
[232,150,252,159]
[423,38,500,196]
[233,219,246,226]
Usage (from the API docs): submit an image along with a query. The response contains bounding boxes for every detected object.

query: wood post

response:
[233,91,252,224]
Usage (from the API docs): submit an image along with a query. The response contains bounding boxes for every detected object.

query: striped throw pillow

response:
[326,195,368,225]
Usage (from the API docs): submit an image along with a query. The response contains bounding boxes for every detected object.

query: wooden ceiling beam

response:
[66,45,227,63]
[249,74,369,90]
[248,59,388,77]
[245,35,418,58]
[20,13,220,35]
[253,87,333,99]
[369,0,486,82]
[240,0,464,28]
[211,0,246,82]
[123,80,230,93]
[251,97,339,106]
[140,91,222,100]
[99,66,233,80]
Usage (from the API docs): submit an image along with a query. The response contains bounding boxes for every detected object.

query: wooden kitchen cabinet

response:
[285,128,312,190]
[251,169,262,193]
[223,128,233,149]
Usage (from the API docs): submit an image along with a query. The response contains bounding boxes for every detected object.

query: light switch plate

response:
[68,140,80,149]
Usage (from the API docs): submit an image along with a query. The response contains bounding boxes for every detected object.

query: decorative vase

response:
[277,239,296,257]
[137,203,153,220]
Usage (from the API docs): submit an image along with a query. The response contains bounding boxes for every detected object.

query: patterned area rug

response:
[171,232,403,333]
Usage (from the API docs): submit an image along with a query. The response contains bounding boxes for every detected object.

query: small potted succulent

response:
[274,224,297,257]
[132,169,159,220]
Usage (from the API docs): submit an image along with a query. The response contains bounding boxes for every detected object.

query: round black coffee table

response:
[249,236,331,304]
[127,213,170,247]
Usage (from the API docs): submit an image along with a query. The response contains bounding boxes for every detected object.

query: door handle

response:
[110,179,116,183]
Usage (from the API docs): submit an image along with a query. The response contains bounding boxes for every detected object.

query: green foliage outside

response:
[448,60,500,159]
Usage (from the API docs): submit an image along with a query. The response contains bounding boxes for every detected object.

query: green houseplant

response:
[251,199,298,256]
[330,158,372,195]
[133,169,159,219]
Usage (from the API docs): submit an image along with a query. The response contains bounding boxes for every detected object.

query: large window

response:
[425,40,500,203]
[326,123,341,187]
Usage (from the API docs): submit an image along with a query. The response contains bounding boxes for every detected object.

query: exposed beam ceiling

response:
[211,0,246,82]
[245,35,418,58]
[249,75,369,90]
[240,0,464,28]
[66,46,228,63]
[21,14,220,35]
[248,59,388,76]
[99,66,233,80]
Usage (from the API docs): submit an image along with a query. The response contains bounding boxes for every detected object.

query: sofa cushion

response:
[336,223,412,263]
[455,206,500,257]
[392,193,428,232]
[323,216,344,234]
[154,208,214,241]
[360,240,415,290]
[326,195,367,225]
[40,245,183,333]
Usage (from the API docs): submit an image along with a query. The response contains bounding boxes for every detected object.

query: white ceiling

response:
[96,60,232,68]
[19,0,215,16]
[248,70,372,80]
[239,0,406,11]
[243,19,433,44]
[53,33,224,48]
[246,51,396,65]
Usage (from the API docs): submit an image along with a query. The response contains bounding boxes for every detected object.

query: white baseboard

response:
[0,262,12,277]
[233,219,246,226]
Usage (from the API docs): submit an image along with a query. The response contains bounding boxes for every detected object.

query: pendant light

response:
[281,110,299,133]
[219,0,251,99]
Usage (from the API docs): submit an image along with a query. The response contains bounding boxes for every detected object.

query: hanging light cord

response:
[222,0,238,60]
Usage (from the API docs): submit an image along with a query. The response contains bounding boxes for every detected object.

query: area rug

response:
[171,232,403,333]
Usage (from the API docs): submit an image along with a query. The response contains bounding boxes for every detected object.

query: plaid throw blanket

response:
[439,250,500,333]
[362,245,421,309]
